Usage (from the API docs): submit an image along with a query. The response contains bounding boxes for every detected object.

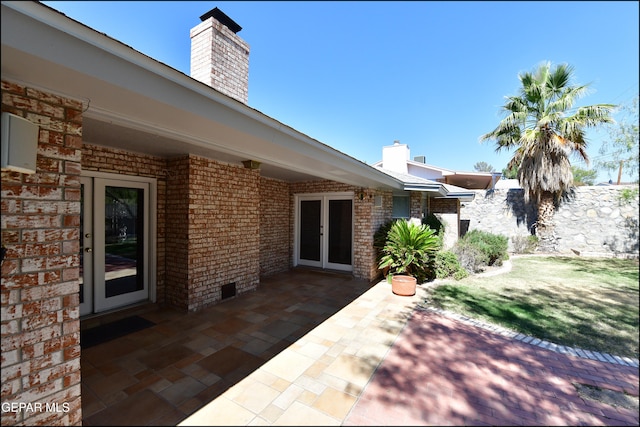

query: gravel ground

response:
[574,383,639,411]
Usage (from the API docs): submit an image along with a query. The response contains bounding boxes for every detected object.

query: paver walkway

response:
[344,308,639,426]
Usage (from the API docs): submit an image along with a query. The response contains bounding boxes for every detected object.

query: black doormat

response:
[81,315,155,349]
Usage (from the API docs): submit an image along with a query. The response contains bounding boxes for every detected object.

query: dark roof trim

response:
[200,7,242,33]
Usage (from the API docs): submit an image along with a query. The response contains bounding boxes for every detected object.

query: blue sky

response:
[43,1,639,183]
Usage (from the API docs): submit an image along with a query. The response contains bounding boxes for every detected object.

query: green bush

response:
[459,229,508,266]
[433,251,468,280]
[453,269,469,280]
[452,240,487,273]
[452,230,509,273]
[423,213,444,234]
[373,220,394,264]
[618,187,639,205]
[423,213,445,249]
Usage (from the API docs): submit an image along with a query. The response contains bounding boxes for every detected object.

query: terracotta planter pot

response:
[391,274,417,296]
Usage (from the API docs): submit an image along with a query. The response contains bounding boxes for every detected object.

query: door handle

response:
[85,248,93,253]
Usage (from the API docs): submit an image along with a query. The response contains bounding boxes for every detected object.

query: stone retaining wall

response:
[461,185,639,257]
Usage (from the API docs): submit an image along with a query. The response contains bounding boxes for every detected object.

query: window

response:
[392,195,410,219]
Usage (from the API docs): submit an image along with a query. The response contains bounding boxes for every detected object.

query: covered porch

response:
[80,269,421,425]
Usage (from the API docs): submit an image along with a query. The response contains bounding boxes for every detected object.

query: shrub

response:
[423,213,445,248]
[433,251,468,280]
[452,230,509,273]
[458,229,508,266]
[452,239,487,273]
[373,220,394,264]
[511,235,539,254]
[423,213,444,234]
[453,268,469,280]
[618,187,639,205]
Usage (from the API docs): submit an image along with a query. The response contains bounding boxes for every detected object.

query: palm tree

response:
[480,61,615,250]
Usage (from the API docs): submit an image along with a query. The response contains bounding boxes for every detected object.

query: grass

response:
[105,240,138,259]
[423,255,639,359]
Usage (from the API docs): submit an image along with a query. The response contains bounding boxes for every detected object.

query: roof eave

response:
[1,1,403,190]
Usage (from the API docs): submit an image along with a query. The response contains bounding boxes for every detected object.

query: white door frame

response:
[79,176,93,317]
[294,192,354,272]
[80,171,157,315]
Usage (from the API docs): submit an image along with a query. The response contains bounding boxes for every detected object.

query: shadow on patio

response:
[80,268,379,426]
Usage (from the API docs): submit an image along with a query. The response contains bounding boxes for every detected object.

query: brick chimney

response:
[190,7,249,104]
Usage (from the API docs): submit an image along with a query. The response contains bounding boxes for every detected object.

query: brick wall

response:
[164,156,191,310]
[366,190,394,280]
[260,179,395,281]
[168,155,260,312]
[353,189,377,281]
[429,197,459,214]
[259,177,290,277]
[1,80,83,425]
[410,191,423,219]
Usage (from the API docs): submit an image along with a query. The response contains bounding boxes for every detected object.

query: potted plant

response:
[378,219,440,296]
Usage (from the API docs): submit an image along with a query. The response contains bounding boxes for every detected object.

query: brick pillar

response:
[410,191,423,222]
[164,155,260,312]
[1,80,83,425]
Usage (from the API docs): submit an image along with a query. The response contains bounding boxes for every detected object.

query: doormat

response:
[81,315,155,349]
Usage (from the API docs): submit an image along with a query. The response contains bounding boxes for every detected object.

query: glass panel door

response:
[94,179,149,312]
[327,199,352,267]
[297,194,353,272]
[80,176,150,315]
[299,199,322,267]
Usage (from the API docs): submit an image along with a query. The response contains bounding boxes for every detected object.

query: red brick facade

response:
[1,80,83,425]
[260,177,291,277]
[365,189,394,280]
[429,197,459,214]
[179,155,261,312]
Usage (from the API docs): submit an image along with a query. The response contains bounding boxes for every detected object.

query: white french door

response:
[80,173,155,316]
[295,193,353,272]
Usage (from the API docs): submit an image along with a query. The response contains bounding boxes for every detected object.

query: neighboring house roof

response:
[372,145,502,190]
[372,159,454,175]
[1,1,467,200]
[376,168,475,202]
[441,171,502,191]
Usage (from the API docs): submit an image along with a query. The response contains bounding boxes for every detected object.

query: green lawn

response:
[105,240,137,259]
[423,256,639,359]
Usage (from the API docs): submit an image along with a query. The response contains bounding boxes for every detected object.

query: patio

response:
[80,268,419,425]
